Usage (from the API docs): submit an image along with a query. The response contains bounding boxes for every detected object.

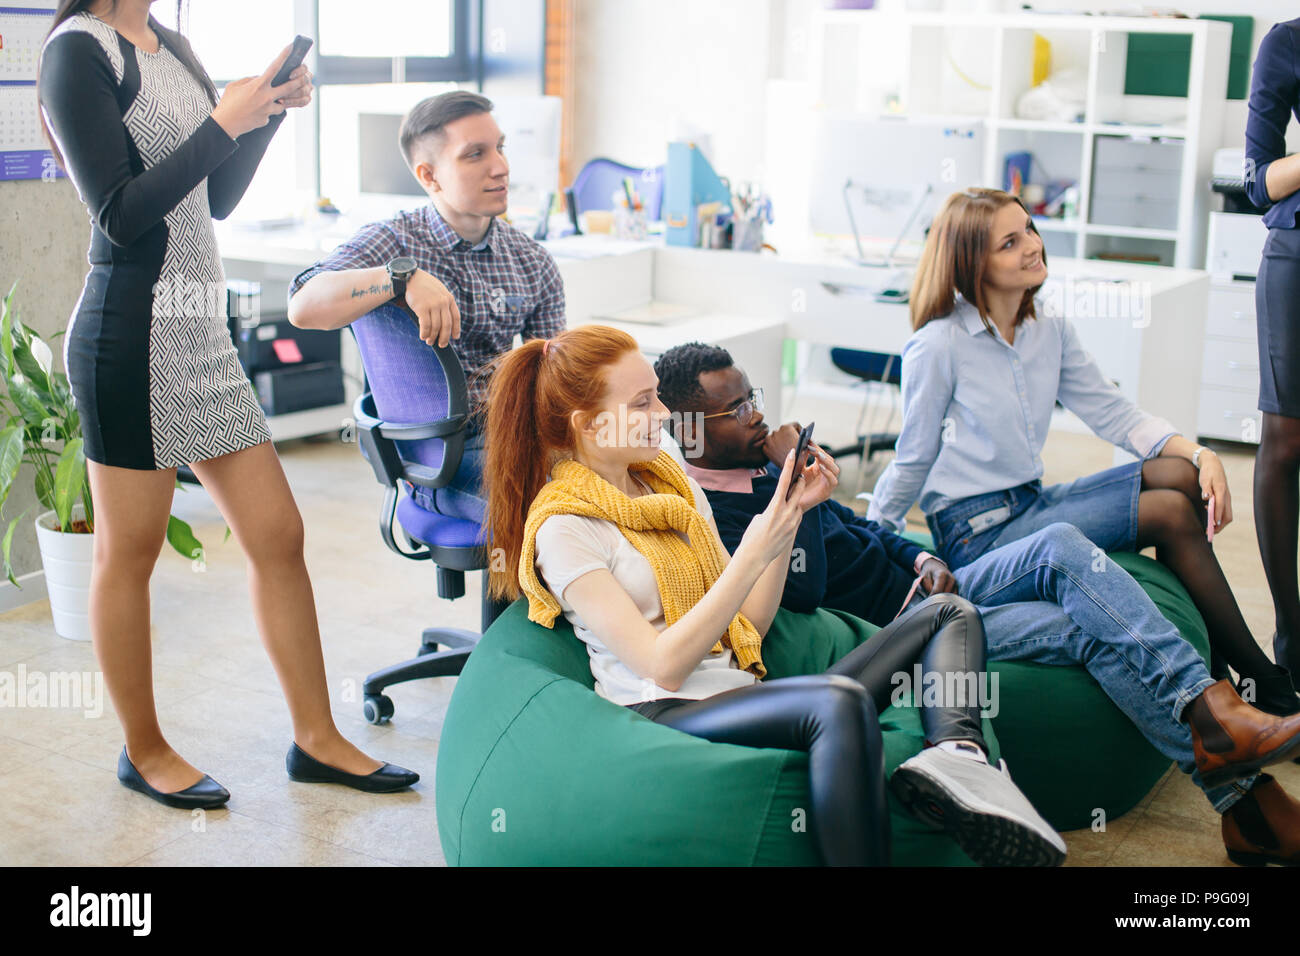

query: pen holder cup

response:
[613,206,648,241]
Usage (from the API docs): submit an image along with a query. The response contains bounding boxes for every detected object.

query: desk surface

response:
[216,216,1206,293]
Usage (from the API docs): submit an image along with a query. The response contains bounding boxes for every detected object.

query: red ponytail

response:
[483,325,640,600]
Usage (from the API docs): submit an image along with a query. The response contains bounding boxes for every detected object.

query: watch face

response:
[388,256,417,277]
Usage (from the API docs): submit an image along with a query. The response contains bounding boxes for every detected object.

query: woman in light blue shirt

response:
[869,187,1296,714]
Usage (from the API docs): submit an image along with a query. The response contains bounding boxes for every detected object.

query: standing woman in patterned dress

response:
[38,0,417,809]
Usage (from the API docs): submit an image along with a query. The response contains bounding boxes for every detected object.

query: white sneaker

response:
[890,747,1067,867]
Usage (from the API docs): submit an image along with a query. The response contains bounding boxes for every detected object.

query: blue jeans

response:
[409,428,486,524]
[927,461,1144,571]
[919,522,1252,812]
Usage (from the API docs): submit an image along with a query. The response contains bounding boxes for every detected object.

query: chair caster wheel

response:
[363,694,394,725]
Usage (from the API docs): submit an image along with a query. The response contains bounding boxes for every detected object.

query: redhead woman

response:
[869,187,1300,719]
[481,324,1067,866]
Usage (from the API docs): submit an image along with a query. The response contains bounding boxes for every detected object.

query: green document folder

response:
[1123,14,1253,101]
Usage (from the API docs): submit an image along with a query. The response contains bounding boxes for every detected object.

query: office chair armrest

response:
[353,394,468,491]
[376,415,469,441]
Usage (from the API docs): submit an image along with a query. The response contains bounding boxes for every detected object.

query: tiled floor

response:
[1,404,1297,866]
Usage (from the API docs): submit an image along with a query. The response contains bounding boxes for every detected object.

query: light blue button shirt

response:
[867,295,1177,533]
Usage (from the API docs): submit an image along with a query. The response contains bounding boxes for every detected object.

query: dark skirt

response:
[1256,225,1300,418]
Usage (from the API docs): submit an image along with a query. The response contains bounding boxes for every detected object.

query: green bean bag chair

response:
[436,600,1001,866]
[435,550,1208,865]
[977,550,1210,831]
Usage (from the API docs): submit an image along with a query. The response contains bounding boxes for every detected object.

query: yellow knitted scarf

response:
[518,449,766,678]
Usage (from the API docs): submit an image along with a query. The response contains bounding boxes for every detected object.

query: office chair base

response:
[362,646,474,724]
[418,626,479,658]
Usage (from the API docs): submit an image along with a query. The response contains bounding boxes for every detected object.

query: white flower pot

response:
[34,506,93,642]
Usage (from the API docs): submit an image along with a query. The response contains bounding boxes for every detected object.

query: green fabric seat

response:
[435,550,1209,865]
[436,600,1000,866]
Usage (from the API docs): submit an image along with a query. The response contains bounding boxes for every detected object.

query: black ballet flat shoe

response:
[285,743,419,793]
[116,747,231,810]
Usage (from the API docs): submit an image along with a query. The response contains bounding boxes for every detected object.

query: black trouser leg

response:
[1255,413,1300,682]
[826,592,988,750]
[640,675,889,866]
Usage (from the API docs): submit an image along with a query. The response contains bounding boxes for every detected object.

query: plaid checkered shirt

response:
[289,202,566,413]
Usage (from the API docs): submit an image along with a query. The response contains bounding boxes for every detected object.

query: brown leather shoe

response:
[1222,774,1300,866]
[1185,679,1300,788]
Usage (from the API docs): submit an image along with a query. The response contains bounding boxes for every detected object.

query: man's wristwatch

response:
[385,256,417,303]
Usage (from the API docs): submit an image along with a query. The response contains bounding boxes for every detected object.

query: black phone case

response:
[272,36,313,87]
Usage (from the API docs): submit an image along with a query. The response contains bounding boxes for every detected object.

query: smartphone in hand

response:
[785,422,815,501]
[272,35,313,89]
[1206,494,1216,543]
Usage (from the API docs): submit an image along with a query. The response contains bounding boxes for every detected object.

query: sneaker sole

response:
[890,766,1065,867]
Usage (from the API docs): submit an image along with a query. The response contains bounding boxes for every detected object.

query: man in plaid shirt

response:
[288,91,565,520]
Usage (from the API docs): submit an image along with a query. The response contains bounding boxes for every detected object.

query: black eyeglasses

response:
[700,388,764,425]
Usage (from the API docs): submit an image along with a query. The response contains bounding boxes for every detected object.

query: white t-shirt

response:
[532,473,759,706]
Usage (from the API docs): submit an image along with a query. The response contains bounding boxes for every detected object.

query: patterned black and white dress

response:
[39,12,278,469]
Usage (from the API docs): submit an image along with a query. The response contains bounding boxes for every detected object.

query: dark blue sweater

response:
[702,463,924,627]
[1246,19,1300,228]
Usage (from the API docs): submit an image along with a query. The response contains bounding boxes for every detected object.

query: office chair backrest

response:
[350,302,469,478]
[571,157,666,221]
[830,348,903,387]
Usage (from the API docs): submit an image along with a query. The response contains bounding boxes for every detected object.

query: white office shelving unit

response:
[810,10,1232,269]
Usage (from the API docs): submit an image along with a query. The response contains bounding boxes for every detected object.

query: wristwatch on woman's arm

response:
[1192,445,1213,469]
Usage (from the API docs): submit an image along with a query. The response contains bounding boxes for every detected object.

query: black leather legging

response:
[628,592,987,866]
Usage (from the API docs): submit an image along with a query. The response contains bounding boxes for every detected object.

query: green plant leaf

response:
[14,335,52,396]
[52,436,85,531]
[1,512,24,588]
[166,514,203,562]
[0,284,15,380]
[8,374,48,426]
[0,424,21,511]
[223,525,232,543]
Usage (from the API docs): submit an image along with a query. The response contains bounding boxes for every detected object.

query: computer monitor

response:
[356,97,562,224]
[358,112,425,197]
[809,113,985,246]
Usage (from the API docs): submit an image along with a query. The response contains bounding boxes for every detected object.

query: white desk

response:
[218,223,1209,450]
[542,238,1208,448]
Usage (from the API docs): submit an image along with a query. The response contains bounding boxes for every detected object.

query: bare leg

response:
[1138,458,1278,681]
[87,460,207,793]
[190,442,382,775]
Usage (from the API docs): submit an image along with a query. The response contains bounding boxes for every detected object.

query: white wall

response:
[571,1,1298,213]
[570,0,775,184]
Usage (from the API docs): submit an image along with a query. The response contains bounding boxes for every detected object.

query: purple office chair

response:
[349,302,509,724]
[570,157,666,221]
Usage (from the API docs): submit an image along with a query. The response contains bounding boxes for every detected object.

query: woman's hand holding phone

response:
[737,450,806,567]
[211,43,314,139]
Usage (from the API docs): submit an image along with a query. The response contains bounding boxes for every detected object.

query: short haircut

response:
[654,342,735,412]
[399,91,495,167]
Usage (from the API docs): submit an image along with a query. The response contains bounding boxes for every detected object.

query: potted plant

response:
[0,284,204,640]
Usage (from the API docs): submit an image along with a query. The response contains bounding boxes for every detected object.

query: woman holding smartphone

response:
[482,324,1067,867]
[868,187,1300,718]
[1245,18,1300,696]
[38,0,416,808]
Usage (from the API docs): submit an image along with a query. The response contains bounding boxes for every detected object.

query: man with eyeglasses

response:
[654,342,933,625]
[653,341,1300,865]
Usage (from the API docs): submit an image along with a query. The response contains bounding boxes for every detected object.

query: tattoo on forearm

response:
[350,282,393,298]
